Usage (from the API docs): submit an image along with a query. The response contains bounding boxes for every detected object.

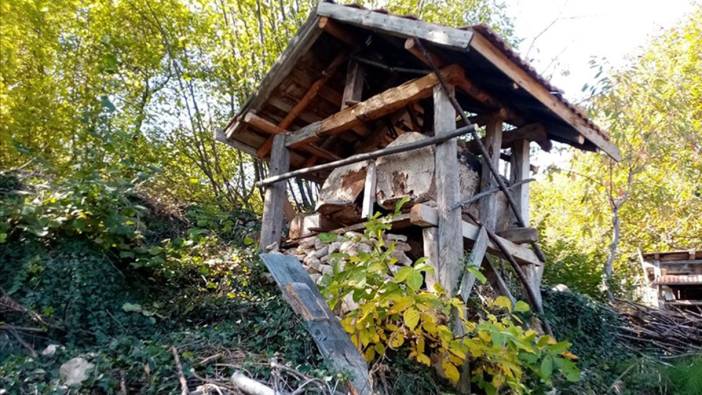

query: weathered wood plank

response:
[342,60,365,109]
[409,204,540,266]
[259,253,371,394]
[469,32,621,161]
[510,138,543,307]
[433,84,463,295]
[423,226,440,290]
[480,117,503,231]
[458,226,488,300]
[259,135,290,250]
[317,2,473,49]
[361,160,376,219]
[497,227,538,244]
[286,65,464,147]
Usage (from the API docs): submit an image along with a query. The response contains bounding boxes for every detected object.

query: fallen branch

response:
[231,371,277,395]
[171,346,190,395]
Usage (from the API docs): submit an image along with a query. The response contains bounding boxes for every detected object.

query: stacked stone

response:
[285,231,414,285]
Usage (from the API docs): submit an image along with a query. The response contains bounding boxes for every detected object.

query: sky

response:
[503,0,698,171]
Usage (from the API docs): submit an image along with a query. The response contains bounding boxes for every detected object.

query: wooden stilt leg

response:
[259,134,290,250]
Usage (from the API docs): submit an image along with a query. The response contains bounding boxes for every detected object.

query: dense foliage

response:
[533,7,702,298]
[320,209,579,394]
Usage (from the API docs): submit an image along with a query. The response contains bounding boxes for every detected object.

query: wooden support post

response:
[511,139,543,308]
[361,160,376,219]
[259,135,290,250]
[423,227,440,290]
[433,84,463,295]
[480,117,504,230]
[458,227,489,301]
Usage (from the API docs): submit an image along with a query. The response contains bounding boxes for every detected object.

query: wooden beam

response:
[480,117,503,231]
[317,2,473,50]
[410,204,540,266]
[286,65,464,148]
[433,84,463,295]
[259,253,371,394]
[467,123,551,153]
[318,17,361,48]
[259,135,290,250]
[458,226,489,301]
[497,227,538,244]
[469,32,621,161]
[404,38,525,125]
[510,137,542,308]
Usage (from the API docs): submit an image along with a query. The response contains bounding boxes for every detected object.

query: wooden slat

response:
[317,2,473,50]
[422,227,440,290]
[458,226,489,301]
[319,17,361,48]
[361,160,376,219]
[342,60,365,110]
[259,253,371,394]
[469,32,621,161]
[410,204,540,266]
[497,227,538,244]
[286,65,464,148]
[433,84,463,295]
[259,135,290,250]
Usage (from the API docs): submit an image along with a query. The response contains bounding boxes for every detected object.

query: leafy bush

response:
[319,210,580,394]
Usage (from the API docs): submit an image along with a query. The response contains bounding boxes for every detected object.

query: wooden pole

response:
[433,84,463,294]
[259,135,290,250]
[256,124,476,187]
[511,139,542,308]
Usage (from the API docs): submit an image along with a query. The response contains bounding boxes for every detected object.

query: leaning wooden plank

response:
[317,2,473,49]
[433,84,463,295]
[286,65,465,147]
[259,135,290,250]
[458,226,489,300]
[259,253,372,394]
[409,204,540,266]
[258,124,476,187]
[422,227,440,290]
[468,32,621,161]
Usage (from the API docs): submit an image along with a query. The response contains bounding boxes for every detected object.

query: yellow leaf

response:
[442,360,460,384]
[494,296,512,311]
[389,331,405,348]
[364,347,376,362]
[416,353,432,366]
[403,308,420,330]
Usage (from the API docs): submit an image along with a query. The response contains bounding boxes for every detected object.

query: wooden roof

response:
[216,1,621,165]
[643,250,702,262]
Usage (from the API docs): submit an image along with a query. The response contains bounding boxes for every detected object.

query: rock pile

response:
[285,231,415,285]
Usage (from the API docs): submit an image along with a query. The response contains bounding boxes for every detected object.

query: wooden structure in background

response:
[639,250,702,309]
[216,2,620,390]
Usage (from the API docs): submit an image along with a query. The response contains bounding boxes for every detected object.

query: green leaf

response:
[514,300,530,313]
[122,303,142,313]
[403,308,420,330]
[406,270,423,291]
[467,266,487,284]
[540,355,553,379]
